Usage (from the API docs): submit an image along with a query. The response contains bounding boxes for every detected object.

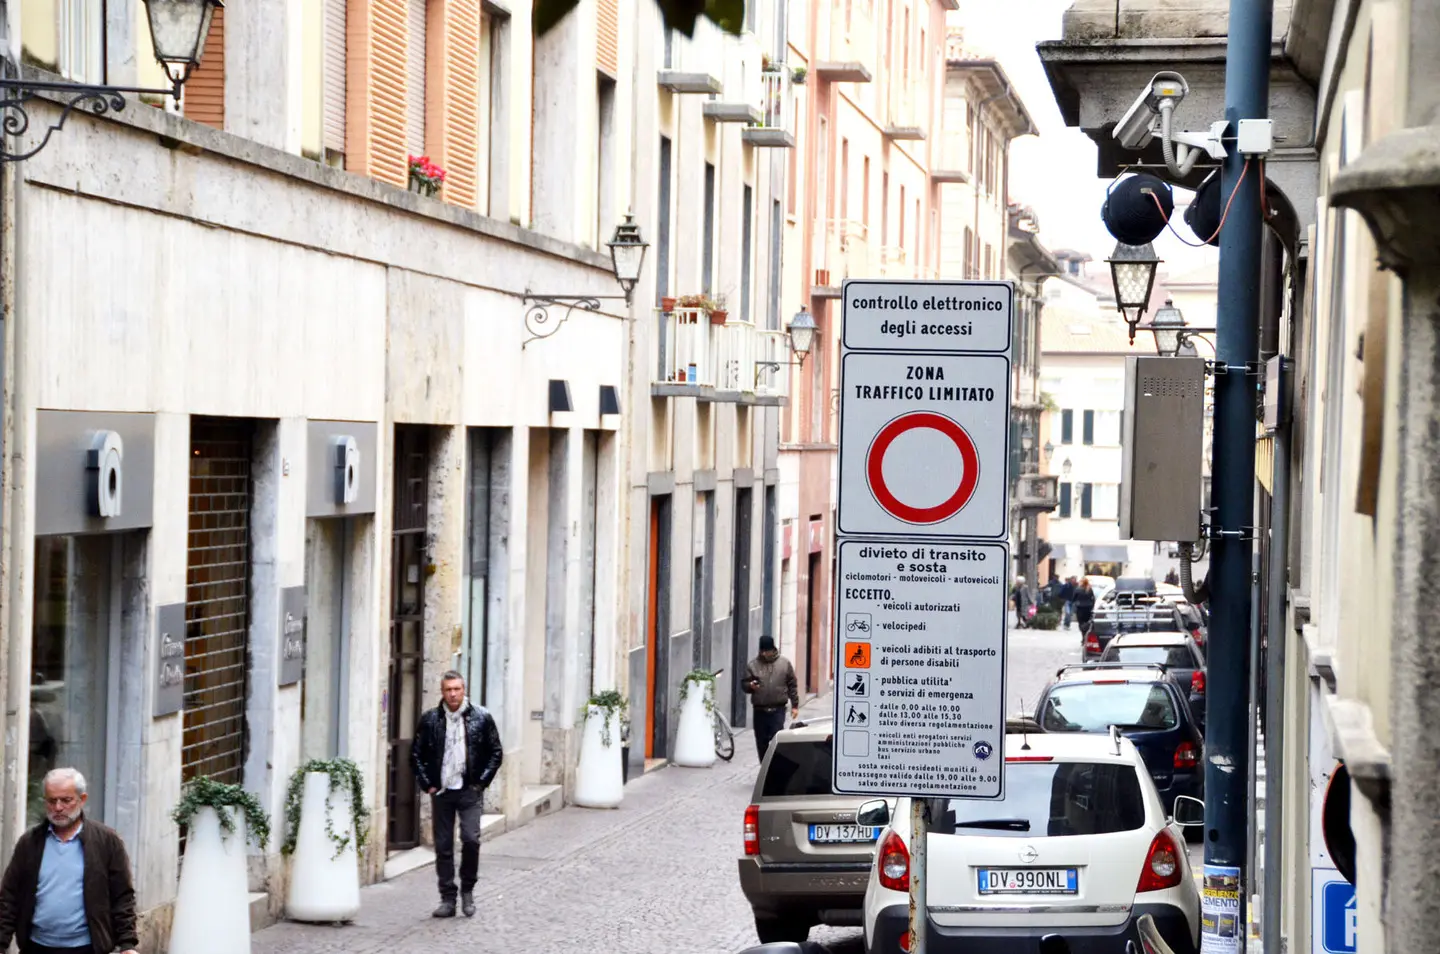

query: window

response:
[963,226,973,278]
[1082,410,1095,445]
[769,199,782,330]
[862,156,871,228]
[596,75,617,246]
[406,0,427,157]
[1041,683,1179,733]
[59,0,103,83]
[656,136,672,304]
[762,739,835,796]
[182,8,225,128]
[1079,483,1093,519]
[1092,483,1119,521]
[1059,483,1072,519]
[899,185,907,249]
[1104,646,1198,670]
[323,0,347,164]
[741,184,754,323]
[881,172,890,245]
[703,162,716,292]
[840,138,850,221]
[944,762,1146,837]
[1094,410,1121,446]
[482,11,506,216]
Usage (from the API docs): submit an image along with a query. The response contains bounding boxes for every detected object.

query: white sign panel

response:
[842,280,1013,353]
[837,351,1012,539]
[831,538,1008,799]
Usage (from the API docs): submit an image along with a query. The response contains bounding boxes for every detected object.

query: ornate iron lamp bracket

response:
[520,293,626,349]
[0,77,181,163]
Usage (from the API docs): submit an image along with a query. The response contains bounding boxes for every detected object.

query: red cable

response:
[1148,157,1252,247]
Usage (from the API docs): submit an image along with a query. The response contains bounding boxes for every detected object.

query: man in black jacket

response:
[0,767,138,954]
[412,671,503,919]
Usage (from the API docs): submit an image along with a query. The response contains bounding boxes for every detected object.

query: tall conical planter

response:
[574,705,624,808]
[673,678,717,768]
[169,807,251,954]
[286,772,362,921]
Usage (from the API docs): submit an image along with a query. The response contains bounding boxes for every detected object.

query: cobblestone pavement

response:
[253,631,1079,954]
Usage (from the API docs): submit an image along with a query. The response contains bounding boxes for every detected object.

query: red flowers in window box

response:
[407,154,447,197]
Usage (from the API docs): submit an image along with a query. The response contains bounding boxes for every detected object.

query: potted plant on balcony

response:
[707,292,730,325]
[791,65,808,85]
[675,293,713,321]
[761,53,781,74]
[407,154,447,197]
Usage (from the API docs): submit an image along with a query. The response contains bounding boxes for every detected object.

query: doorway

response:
[302,518,360,762]
[805,551,821,694]
[387,426,429,850]
[730,488,753,725]
[645,495,672,758]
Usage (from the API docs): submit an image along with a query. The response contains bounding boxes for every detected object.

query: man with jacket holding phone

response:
[742,636,800,762]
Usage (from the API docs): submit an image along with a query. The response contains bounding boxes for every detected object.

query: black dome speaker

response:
[1185,171,1223,247]
[1102,174,1174,246]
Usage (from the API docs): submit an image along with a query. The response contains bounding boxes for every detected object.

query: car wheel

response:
[755,915,811,943]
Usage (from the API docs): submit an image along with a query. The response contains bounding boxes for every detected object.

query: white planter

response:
[673,678,717,768]
[285,772,362,921]
[574,705,624,808]
[169,806,252,954]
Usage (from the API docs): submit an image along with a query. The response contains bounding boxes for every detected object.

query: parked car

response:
[1084,594,1186,659]
[860,732,1202,954]
[1086,575,1116,601]
[1035,665,1205,817]
[1098,632,1207,729]
[1115,576,1157,596]
[739,719,878,943]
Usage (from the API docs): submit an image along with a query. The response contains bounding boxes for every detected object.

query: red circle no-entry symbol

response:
[865,411,981,524]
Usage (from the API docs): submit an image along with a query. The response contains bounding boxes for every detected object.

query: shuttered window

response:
[406,0,427,157]
[183,6,225,129]
[324,0,347,156]
[346,0,408,186]
[436,0,481,207]
[596,0,618,77]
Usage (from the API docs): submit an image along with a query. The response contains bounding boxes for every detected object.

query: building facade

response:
[1040,0,1440,951]
[0,0,787,948]
[776,0,955,699]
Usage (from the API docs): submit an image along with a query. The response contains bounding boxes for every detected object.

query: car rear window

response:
[944,762,1146,837]
[1040,683,1179,732]
[762,740,834,797]
[1105,646,1195,669]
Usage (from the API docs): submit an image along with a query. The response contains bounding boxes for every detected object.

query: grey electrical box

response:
[1120,356,1206,542]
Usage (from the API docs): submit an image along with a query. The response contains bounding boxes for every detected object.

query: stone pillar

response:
[530,4,595,244]
[225,0,303,152]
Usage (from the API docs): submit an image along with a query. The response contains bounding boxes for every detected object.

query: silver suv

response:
[737,719,879,944]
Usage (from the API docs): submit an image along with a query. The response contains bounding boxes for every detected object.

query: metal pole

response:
[1262,401,1291,954]
[1207,0,1272,946]
[909,798,929,954]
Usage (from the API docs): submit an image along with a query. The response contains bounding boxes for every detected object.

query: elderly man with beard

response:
[0,768,138,954]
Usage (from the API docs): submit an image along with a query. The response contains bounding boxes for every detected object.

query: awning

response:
[1083,545,1130,563]
[1049,544,1070,559]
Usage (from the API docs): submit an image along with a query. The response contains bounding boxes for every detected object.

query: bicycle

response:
[711,668,736,761]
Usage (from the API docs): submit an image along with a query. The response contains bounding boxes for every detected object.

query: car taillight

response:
[1136,830,1183,892]
[1085,632,1100,652]
[744,804,759,856]
[1174,741,1199,770]
[1191,627,1204,644]
[878,830,910,891]
[1191,671,1206,694]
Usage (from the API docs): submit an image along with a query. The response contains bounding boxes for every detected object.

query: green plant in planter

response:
[678,668,718,714]
[791,66,808,84]
[585,689,629,748]
[171,776,271,850]
[1033,607,1062,631]
[281,758,370,859]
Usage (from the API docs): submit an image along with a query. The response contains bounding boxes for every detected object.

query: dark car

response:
[1035,664,1205,816]
[1084,594,1186,659]
[1099,632,1207,729]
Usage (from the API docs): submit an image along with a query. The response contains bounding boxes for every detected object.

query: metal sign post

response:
[831,279,1016,954]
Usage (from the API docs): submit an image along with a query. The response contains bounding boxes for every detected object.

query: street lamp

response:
[1,0,221,162]
[522,215,649,347]
[787,309,817,366]
[1044,440,1055,462]
[606,213,649,306]
[1106,241,1162,343]
[1138,298,1217,357]
[1061,458,1072,478]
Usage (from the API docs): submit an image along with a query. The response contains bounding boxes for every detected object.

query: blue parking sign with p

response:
[1321,881,1357,953]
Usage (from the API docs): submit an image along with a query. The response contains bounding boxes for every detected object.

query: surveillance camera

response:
[1112,71,1190,151]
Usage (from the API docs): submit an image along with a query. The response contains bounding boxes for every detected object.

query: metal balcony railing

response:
[878,246,910,279]
[744,69,795,147]
[656,307,716,387]
[822,219,872,285]
[754,329,791,400]
[654,310,790,403]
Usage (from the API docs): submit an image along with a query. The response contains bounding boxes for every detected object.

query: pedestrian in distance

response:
[1011,576,1034,628]
[743,636,800,762]
[0,767,139,954]
[1073,577,1097,638]
[1059,576,1078,629]
[411,670,503,920]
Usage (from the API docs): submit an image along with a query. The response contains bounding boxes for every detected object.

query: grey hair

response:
[43,767,87,797]
[440,670,465,685]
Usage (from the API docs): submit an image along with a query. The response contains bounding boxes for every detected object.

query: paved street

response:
[253,626,1085,954]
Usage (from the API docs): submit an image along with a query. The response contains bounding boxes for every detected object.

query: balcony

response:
[877,246,911,279]
[742,70,795,148]
[883,87,926,140]
[653,309,789,405]
[816,2,874,83]
[931,133,971,183]
[813,220,872,298]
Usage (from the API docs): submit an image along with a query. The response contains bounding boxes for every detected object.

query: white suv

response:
[859,733,1201,954]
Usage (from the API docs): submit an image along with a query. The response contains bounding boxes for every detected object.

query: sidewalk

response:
[252,694,838,954]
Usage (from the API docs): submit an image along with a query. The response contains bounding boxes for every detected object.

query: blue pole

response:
[1206,0,1271,939]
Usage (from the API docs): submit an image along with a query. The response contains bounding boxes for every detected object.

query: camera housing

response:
[1112,71,1190,150]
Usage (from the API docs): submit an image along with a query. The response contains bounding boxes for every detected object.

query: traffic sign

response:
[842,280,1014,353]
[837,352,1011,538]
[830,538,1008,799]
[1311,869,1357,954]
